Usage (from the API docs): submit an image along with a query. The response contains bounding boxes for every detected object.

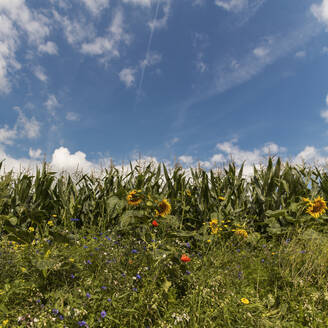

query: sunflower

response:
[126,190,142,206]
[235,229,248,238]
[218,196,225,201]
[209,218,219,234]
[306,196,327,218]
[155,199,171,217]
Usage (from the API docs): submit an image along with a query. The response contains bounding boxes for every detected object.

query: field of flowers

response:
[1,157,328,327]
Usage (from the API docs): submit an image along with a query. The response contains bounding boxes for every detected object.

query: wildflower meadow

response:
[1,157,328,327]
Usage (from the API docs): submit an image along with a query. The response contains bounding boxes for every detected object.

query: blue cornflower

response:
[133,287,137,292]
[70,274,75,279]
[101,311,106,318]
[185,270,191,275]
[300,250,306,254]
[78,321,88,327]
[107,298,111,302]
[101,286,107,290]
[52,309,59,315]
[122,273,126,277]
[106,236,111,241]
[186,242,191,248]
[36,299,41,303]
[93,237,97,240]
[261,259,265,263]
[59,315,64,320]
[132,249,138,254]
[95,247,99,251]
[99,233,103,236]
[71,218,80,221]
[286,238,291,243]
[83,246,88,249]
[236,249,240,253]
[87,260,92,264]
[86,293,91,299]
[136,274,141,279]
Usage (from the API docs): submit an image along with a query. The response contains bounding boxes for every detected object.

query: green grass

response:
[1,157,328,327]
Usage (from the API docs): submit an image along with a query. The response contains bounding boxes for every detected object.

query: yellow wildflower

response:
[209,218,219,234]
[28,227,35,232]
[241,298,250,304]
[45,250,51,258]
[69,258,75,262]
[126,190,142,205]
[235,229,248,238]
[21,267,27,273]
[185,189,191,196]
[47,220,54,226]
[306,196,327,218]
[155,199,171,217]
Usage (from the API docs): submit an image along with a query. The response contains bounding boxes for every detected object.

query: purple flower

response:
[87,260,92,264]
[107,298,111,302]
[132,249,138,254]
[59,315,64,320]
[133,287,137,292]
[186,242,191,248]
[185,270,191,275]
[52,309,59,315]
[83,246,88,249]
[93,237,98,240]
[78,321,88,327]
[86,293,91,299]
[136,274,141,279]
[106,236,111,241]
[101,286,107,290]
[70,274,75,279]
[71,218,80,221]
[261,259,265,263]
[101,311,106,318]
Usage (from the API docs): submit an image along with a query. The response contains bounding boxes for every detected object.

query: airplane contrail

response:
[134,0,161,111]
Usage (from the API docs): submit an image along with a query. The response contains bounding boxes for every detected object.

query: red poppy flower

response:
[152,220,159,227]
[180,254,191,262]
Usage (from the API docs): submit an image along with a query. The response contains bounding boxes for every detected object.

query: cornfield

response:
[1,156,328,246]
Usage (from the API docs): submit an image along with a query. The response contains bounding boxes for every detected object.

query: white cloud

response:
[81,0,110,16]
[119,67,136,88]
[0,125,17,145]
[123,0,152,6]
[178,155,193,165]
[66,112,80,121]
[81,9,130,62]
[295,50,306,58]
[326,93,328,105]
[262,142,286,154]
[29,148,42,159]
[0,0,53,94]
[38,41,58,55]
[210,153,225,163]
[293,146,327,165]
[14,108,41,139]
[253,46,270,57]
[33,65,47,82]
[196,60,207,73]
[215,0,248,12]
[140,52,162,69]
[148,0,171,30]
[323,46,328,53]
[50,147,95,173]
[52,10,96,46]
[311,0,328,28]
[165,137,179,148]
[44,95,60,116]
[192,0,206,6]
[320,109,328,122]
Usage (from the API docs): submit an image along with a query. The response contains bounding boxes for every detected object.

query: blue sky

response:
[1,0,328,174]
